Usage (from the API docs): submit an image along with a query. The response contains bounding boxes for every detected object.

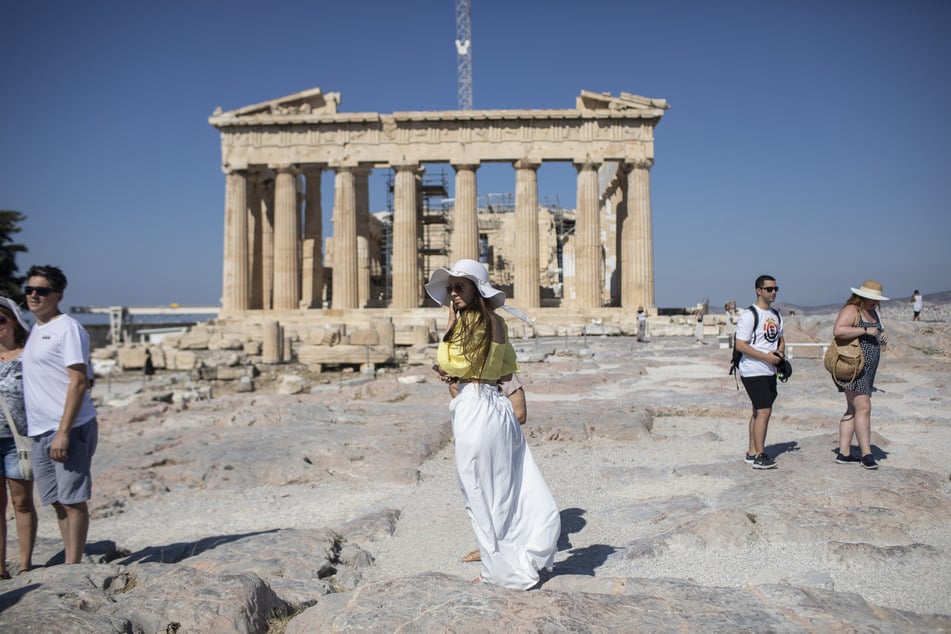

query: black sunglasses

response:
[24,285,56,297]
[759,286,779,292]
[446,283,468,295]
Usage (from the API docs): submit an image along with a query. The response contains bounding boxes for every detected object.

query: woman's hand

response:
[446,304,458,331]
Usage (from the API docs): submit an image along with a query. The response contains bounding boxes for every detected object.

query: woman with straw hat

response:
[832,280,889,470]
[426,259,560,589]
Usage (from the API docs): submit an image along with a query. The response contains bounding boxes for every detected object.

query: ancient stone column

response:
[355,166,372,307]
[391,163,420,308]
[261,320,281,364]
[623,158,655,310]
[451,163,479,262]
[514,160,541,308]
[332,165,359,309]
[575,160,603,310]
[221,169,250,314]
[272,166,300,311]
[302,166,323,308]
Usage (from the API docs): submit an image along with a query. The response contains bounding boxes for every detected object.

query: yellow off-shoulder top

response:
[437,314,519,381]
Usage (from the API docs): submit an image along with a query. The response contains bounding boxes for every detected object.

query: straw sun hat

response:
[850,280,889,301]
[425,259,506,309]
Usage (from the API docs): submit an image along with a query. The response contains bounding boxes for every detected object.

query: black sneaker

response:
[744,453,756,464]
[836,452,860,464]
[752,453,777,470]
[861,455,879,470]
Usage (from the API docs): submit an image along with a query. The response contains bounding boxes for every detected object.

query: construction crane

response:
[455,0,472,110]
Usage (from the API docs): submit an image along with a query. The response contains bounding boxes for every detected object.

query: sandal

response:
[461,549,481,563]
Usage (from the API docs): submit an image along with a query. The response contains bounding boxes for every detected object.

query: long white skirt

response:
[450,382,561,589]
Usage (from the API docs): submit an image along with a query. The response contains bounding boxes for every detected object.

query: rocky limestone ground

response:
[1,307,950,632]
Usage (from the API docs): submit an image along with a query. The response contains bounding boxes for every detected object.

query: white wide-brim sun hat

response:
[0,296,31,332]
[425,259,506,309]
[850,280,889,301]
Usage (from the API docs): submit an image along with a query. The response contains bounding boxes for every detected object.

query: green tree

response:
[0,210,28,302]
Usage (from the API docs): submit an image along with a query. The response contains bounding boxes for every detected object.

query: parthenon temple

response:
[210,87,668,322]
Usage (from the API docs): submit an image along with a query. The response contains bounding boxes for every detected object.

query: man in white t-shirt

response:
[22,265,98,564]
[734,275,785,470]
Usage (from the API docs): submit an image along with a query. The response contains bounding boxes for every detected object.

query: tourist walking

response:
[22,265,99,564]
[910,290,922,321]
[426,259,560,589]
[0,297,37,578]
[694,307,705,343]
[143,348,155,380]
[734,275,785,470]
[833,280,889,470]
[636,306,647,342]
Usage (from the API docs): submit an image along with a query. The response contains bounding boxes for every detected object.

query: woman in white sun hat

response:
[425,259,560,589]
[0,297,36,578]
[832,280,889,470]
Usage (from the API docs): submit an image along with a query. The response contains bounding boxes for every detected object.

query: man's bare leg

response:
[54,501,89,564]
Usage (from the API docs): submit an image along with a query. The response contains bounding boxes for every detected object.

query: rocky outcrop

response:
[288,572,950,633]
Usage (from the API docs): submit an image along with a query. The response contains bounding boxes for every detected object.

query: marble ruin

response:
[94,88,673,385]
[209,87,668,317]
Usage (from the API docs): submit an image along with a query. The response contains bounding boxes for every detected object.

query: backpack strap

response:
[748,305,758,345]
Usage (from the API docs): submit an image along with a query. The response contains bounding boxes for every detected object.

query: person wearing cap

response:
[21,265,99,564]
[425,259,560,589]
[832,280,889,470]
[0,297,37,578]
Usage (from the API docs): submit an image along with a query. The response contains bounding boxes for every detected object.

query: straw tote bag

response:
[824,315,865,387]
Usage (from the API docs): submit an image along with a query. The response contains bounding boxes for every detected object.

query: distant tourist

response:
[0,297,37,578]
[694,307,705,343]
[143,348,155,380]
[833,280,889,470]
[724,300,737,336]
[426,259,559,589]
[21,265,99,564]
[734,275,785,470]
[911,290,923,321]
[636,306,647,342]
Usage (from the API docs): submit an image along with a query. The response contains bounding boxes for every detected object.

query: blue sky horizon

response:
[3,0,949,312]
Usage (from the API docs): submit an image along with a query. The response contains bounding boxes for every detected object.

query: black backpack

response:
[729,305,781,383]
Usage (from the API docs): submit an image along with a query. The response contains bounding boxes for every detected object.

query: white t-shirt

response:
[735,305,783,378]
[22,313,98,436]
[913,294,923,312]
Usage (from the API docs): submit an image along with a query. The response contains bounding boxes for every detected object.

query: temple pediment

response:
[576,90,669,113]
[211,87,341,120]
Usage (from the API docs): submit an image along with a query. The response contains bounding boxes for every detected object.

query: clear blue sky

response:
[3,0,949,311]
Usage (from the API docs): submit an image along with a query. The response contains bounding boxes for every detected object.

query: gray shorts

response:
[31,418,98,506]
